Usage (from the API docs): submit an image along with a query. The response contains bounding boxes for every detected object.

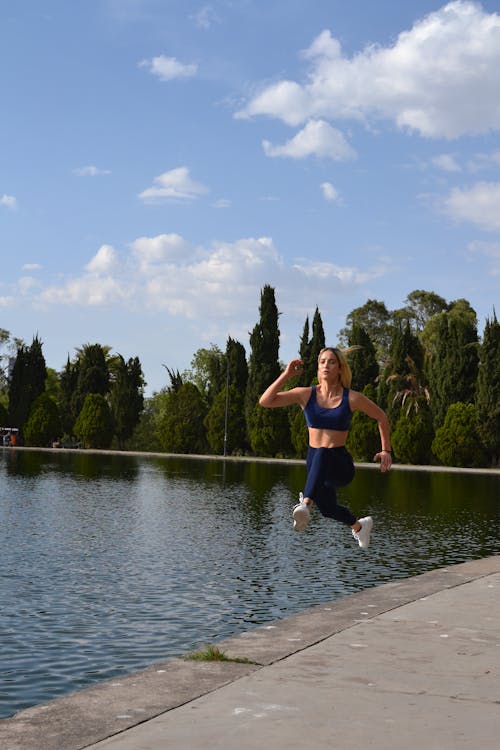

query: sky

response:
[1,0,500,395]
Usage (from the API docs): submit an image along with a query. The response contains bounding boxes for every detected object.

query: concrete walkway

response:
[2,556,499,750]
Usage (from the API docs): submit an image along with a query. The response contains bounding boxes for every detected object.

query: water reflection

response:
[1,449,499,719]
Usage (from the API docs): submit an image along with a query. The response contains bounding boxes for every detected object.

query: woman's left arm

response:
[349,390,392,473]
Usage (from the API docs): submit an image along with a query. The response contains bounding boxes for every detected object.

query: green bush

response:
[73,393,114,449]
[392,402,434,464]
[24,393,61,447]
[432,402,486,467]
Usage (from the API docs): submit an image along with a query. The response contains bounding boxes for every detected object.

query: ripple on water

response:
[1,452,499,717]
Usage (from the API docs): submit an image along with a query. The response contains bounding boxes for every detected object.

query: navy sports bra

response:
[303,385,353,431]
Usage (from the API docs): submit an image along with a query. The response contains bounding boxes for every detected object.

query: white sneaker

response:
[352,516,373,548]
[293,493,310,532]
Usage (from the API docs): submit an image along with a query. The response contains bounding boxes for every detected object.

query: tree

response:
[245,285,290,454]
[184,344,226,407]
[205,384,246,454]
[432,402,486,468]
[346,385,380,461]
[226,337,248,395]
[298,315,311,385]
[72,343,111,419]
[59,356,80,434]
[158,382,208,454]
[8,335,47,432]
[23,393,61,447]
[392,290,449,333]
[392,402,434,465]
[378,321,424,422]
[426,302,479,429]
[475,312,500,466]
[109,355,145,449]
[339,299,392,363]
[301,307,325,385]
[73,393,114,449]
[347,324,379,391]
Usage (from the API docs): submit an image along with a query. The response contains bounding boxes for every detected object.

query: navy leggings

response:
[304,446,357,526]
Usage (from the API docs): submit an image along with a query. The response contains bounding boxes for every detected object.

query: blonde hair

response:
[318,347,353,388]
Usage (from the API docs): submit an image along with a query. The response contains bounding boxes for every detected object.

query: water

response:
[1,449,499,719]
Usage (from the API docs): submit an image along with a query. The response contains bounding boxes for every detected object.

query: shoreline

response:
[3,444,500,476]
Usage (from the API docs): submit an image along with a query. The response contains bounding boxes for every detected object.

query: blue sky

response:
[2,0,500,394]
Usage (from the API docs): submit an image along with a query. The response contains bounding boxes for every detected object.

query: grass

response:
[184,645,255,664]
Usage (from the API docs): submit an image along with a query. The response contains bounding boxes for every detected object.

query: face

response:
[317,349,340,378]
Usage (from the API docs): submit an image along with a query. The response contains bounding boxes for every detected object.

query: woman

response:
[259,347,392,548]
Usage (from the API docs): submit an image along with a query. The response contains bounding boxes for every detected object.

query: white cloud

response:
[467,149,500,172]
[22,263,42,271]
[263,119,355,161]
[139,167,209,203]
[18,276,41,295]
[320,182,340,202]
[33,234,387,324]
[237,2,500,139]
[432,154,461,172]
[442,181,500,231]
[130,233,196,271]
[85,245,120,274]
[212,198,231,208]
[468,239,500,275]
[1,194,17,209]
[139,55,198,81]
[191,5,220,29]
[39,276,129,307]
[73,165,111,176]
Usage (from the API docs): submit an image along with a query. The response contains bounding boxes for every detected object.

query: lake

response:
[1,448,499,719]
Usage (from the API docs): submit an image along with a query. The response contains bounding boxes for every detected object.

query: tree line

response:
[1,285,499,467]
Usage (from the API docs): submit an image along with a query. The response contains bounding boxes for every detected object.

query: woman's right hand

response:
[284,358,304,378]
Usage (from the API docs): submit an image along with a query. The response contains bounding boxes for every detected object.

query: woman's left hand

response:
[374,450,392,472]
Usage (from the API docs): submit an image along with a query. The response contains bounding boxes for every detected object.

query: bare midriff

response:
[308,427,349,449]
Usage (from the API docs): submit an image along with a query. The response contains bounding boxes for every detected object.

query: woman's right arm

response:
[259,359,310,408]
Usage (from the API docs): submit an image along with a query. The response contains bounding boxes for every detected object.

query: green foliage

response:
[432,402,486,468]
[347,324,379,391]
[158,382,208,454]
[339,299,392,363]
[226,337,248,395]
[297,309,327,386]
[110,355,145,449]
[23,393,62,447]
[392,290,449,333]
[426,303,478,429]
[248,402,291,456]
[8,335,47,431]
[72,343,110,418]
[290,405,308,458]
[59,357,80,434]
[245,285,282,439]
[346,385,380,461]
[0,400,9,425]
[184,344,226,407]
[126,392,168,452]
[73,393,114,449]
[205,384,246,454]
[392,401,434,464]
[475,312,500,465]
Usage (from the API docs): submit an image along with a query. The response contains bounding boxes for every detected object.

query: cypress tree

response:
[72,343,110,419]
[476,312,500,465]
[348,323,379,391]
[427,302,478,429]
[8,336,47,432]
[59,356,80,435]
[110,355,145,449]
[245,285,290,455]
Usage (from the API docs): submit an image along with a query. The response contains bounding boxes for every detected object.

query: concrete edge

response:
[1,555,499,750]
[4,445,500,475]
